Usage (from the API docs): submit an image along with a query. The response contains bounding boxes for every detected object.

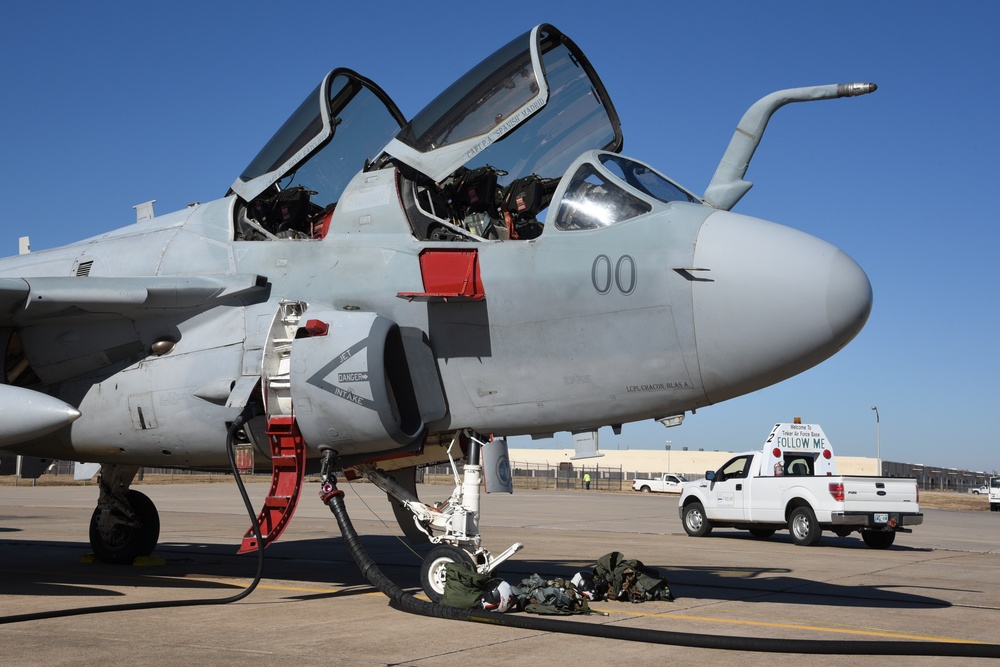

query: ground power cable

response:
[322,478,1000,659]
[0,410,266,625]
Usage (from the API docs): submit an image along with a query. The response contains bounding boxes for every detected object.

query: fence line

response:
[31,459,994,493]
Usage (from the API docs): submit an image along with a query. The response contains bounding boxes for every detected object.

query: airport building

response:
[502,448,992,492]
[5,451,992,493]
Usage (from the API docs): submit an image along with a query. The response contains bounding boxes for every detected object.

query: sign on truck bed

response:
[678,422,922,548]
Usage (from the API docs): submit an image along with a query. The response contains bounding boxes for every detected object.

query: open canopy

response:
[231,24,622,211]
[230,69,405,206]
[383,24,622,184]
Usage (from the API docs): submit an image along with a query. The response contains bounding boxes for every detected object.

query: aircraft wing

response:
[0,275,267,322]
[1,274,269,385]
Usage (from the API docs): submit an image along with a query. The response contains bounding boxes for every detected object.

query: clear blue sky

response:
[2,3,997,472]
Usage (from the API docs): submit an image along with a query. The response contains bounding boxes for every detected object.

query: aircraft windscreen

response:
[598,154,700,204]
[554,163,652,231]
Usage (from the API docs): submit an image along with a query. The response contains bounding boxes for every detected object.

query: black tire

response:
[788,505,821,546]
[861,530,896,549]
[682,501,712,537]
[638,485,651,493]
[420,545,476,602]
[89,490,160,564]
[748,527,775,539]
[833,527,854,538]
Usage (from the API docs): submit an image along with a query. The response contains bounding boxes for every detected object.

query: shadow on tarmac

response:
[1,533,952,611]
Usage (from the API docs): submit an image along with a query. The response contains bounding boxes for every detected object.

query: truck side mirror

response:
[705,471,715,481]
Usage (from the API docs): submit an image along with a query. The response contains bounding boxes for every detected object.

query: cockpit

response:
[228,24,700,244]
[229,70,406,241]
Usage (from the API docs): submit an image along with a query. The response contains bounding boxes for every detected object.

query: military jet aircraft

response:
[0,24,874,600]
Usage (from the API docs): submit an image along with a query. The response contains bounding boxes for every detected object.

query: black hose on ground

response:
[323,482,470,621]
[324,485,1000,658]
[0,409,266,625]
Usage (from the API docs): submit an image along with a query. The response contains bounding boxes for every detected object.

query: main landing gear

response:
[89,465,160,564]
[353,432,523,602]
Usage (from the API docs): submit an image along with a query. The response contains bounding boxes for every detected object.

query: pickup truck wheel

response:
[682,501,712,537]
[788,506,821,546]
[861,530,895,549]
[638,485,651,493]
[748,528,775,539]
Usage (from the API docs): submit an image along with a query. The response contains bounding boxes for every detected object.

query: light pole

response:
[665,440,672,472]
[871,406,881,475]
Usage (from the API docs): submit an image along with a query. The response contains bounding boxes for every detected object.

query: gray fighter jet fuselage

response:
[0,25,874,574]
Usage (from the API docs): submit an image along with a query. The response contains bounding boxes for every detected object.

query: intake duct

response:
[266,305,446,459]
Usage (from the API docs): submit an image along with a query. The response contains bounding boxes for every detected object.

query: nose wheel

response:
[420,544,476,602]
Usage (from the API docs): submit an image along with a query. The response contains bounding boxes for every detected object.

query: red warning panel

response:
[397,248,485,301]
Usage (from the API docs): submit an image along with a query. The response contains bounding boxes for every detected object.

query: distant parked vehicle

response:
[969,485,988,495]
[633,473,687,494]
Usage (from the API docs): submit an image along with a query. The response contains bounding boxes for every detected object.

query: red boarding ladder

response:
[238,416,306,553]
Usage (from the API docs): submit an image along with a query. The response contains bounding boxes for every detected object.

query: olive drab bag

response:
[510,573,594,615]
[440,562,500,608]
[593,551,674,602]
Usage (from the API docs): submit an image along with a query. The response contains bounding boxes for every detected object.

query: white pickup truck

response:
[633,473,687,493]
[678,422,922,548]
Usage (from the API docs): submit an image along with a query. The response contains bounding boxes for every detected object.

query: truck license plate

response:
[874,513,889,524]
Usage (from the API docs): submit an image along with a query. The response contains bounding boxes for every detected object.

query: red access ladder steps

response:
[238,416,306,553]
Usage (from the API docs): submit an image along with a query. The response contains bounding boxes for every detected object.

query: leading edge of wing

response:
[0,274,269,324]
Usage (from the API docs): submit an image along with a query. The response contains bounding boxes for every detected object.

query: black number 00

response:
[591,254,636,295]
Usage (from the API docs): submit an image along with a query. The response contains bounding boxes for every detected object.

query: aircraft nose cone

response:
[691,211,872,403]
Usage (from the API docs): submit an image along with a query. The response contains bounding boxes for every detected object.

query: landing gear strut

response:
[351,432,523,601]
[89,465,160,564]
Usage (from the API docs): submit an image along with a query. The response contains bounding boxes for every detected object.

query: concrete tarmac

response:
[1,480,999,666]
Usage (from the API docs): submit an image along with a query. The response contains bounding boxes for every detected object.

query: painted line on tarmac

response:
[593,607,983,644]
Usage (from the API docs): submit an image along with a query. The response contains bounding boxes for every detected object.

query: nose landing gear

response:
[346,432,523,600]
